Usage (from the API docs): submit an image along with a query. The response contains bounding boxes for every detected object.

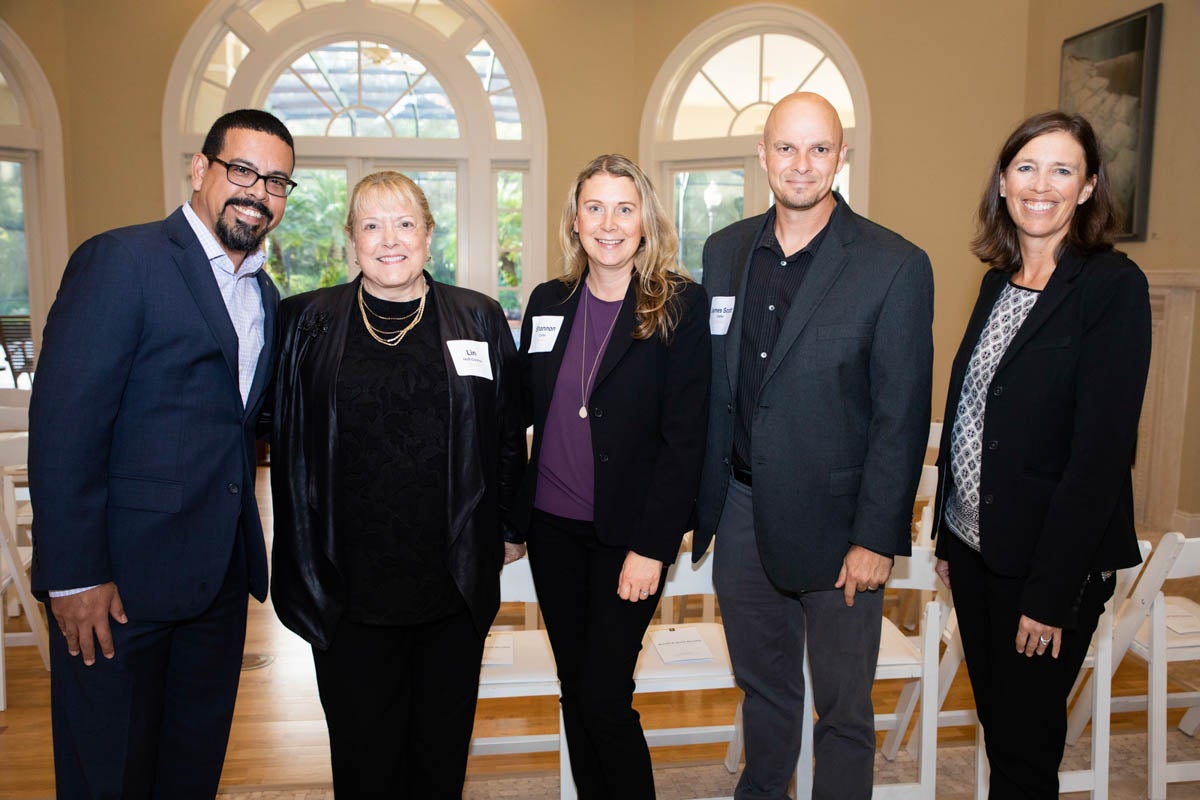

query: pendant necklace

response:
[578,282,622,419]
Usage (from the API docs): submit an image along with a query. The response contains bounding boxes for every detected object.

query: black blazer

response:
[694,198,934,591]
[30,208,277,617]
[511,274,710,564]
[933,247,1151,628]
[270,276,526,648]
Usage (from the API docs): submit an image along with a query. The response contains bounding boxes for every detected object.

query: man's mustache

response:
[224,197,273,224]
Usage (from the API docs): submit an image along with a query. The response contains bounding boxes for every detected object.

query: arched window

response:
[163,0,546,321]
[0,20,68,379]
[640,6,869,282]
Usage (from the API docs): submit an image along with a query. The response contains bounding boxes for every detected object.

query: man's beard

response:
[215,198,273,253]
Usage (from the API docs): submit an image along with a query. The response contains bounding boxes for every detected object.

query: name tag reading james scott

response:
[710,296,735,335]
[446,340,493,380]
[528,315,564,353]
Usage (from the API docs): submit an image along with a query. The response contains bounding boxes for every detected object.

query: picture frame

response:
[1059,4,1163,241]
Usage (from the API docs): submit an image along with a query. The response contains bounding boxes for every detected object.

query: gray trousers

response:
[713,478,884,800]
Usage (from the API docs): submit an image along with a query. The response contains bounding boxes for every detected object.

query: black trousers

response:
[526,510,665,800]
[312,608,485,799]
[48,532,248,800]
[943,530,1113,799]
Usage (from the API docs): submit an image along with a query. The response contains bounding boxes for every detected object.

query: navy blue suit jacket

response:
[29,206,278,619]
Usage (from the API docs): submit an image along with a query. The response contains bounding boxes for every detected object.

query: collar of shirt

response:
[182,201,267,278]
[754,198,840,263]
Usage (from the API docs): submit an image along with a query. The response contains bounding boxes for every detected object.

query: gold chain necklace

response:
[578,283,622,419]
[358,280,426,346]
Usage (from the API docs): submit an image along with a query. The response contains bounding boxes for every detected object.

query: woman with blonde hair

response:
[512,154,711,798]
[271,170,526,798]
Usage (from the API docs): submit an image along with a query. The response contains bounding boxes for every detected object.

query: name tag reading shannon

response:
[446,340,493,380]
[528,315,564,353]
[710,296,736,335]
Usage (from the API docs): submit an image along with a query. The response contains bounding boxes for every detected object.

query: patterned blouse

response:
[944,281,1041,551]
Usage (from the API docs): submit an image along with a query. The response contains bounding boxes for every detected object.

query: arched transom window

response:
[640,6,869,282]
[163,0,546,321]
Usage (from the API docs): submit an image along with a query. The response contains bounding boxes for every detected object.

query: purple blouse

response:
[534,286,623,520]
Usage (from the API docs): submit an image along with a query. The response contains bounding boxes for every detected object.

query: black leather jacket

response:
[270,275,525,649]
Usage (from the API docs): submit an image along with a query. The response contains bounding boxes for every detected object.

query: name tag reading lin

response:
[528,315,564,353]
[446,340,493,380]
[710,296,735,335]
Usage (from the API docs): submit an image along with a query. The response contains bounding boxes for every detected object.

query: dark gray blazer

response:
[693,197,934,591]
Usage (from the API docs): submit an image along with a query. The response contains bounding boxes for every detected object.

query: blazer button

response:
[722,456,731,465]
[727,403,733,413]
[992,385,1003,396]
[227,482,240,495]
[592,407,603,418]
[598,453,609,463]
[987,440,999,450]
[983,493,994,505]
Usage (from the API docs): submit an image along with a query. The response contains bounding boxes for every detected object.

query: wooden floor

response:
[0,468,1192,796]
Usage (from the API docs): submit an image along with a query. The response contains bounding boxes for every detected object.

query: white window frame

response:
[639,4,871,221]
[0,19,69,347]
[161,0,547,304]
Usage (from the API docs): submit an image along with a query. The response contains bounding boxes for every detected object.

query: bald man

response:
[693,92,933,799]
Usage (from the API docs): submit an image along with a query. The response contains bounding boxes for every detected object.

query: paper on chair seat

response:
[651,626,714,663]
[1167,608,1200,635]
[482,633,514,665]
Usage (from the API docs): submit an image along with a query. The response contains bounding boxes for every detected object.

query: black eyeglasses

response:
[207,156,298,198]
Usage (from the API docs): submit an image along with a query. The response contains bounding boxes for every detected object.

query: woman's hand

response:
[617,552,663,603]
[1016,614,1062,659]
[935,558,950,588]
[503,542,526,564]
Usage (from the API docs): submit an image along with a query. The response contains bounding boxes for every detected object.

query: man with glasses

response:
[29,109,295,799]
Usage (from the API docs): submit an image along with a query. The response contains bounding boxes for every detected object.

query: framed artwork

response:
[1059,4,1163,241]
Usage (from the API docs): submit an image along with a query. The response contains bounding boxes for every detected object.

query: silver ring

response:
[639,590,649,597]
[1039,635,1051,645]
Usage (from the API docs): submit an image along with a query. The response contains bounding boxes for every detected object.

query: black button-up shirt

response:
[732,203,836,473]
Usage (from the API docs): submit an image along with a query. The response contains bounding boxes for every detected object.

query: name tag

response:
[528,315,564,353]
[710,296,736,335]
[446,340,493,380]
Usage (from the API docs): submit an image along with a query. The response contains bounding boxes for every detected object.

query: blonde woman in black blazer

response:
[512,154,710,799]
[933,112,1151,799]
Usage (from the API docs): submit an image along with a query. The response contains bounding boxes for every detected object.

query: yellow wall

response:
[0,0,1194,511]
[1026,0,1200,512]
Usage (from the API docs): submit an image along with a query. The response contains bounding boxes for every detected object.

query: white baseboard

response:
[1170,510,1200,537]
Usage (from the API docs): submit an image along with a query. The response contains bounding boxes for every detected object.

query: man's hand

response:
[834,545,893,607]
[617,552,664,603]
[49,582,127,665]
[503,542,527,564]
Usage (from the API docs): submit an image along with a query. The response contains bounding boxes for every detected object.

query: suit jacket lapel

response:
[167,210,241,403]
[540,279,582,406]
[760,207,853,388]
[243,271,279,418]
[724,231,758,402]
[592,277,639,391]
[996,248,1085,373]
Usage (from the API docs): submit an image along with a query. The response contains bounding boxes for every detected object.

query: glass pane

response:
[303,0,344,7]
[374,0,417,10]
[496,171,523,321]
[0,71,20,125]
[193,81,228,134]
[413,0,463,37]
[250,0,303,31]
[204,31,249,88]
[491,88,522,141]
[266,167,349,298]
[267,42,459,138]
[672,169,744,283]
[802,59,855,128]
[832,161,851,206]
[730,102,770,137]
[674,75,734,140]
[705,36,761,109]
[410,171,456,285]
[762,35,823,102]
[0,161,29,315]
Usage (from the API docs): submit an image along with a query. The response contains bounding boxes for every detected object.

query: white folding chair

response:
[1063,531,1200,799]
[470,556,574,798]
[0,432,47,683]
[634,548,738,751]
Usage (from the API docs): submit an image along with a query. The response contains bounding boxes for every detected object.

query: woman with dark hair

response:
[933,111,1152,797]
[512,154,710,799]
[271,171,526,798]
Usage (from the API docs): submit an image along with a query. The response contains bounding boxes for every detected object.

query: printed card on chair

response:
[651,627,713,663]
